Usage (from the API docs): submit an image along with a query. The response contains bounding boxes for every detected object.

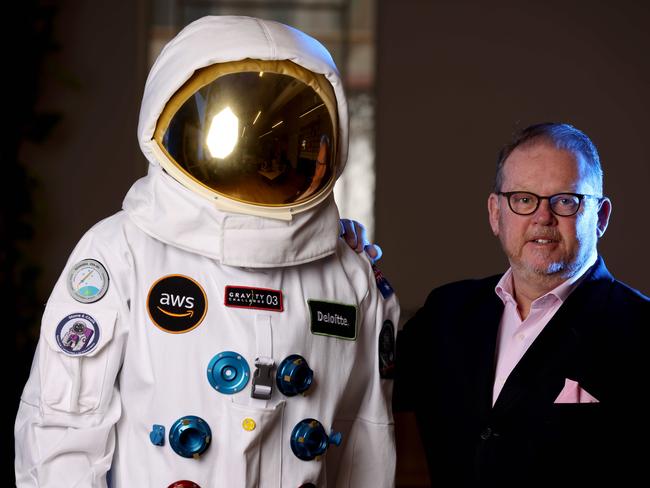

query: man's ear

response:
[488,193,501,236]
[596,197,612,238]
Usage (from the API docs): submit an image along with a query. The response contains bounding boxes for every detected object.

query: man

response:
[392,123,649,485]
[15,16,398,487]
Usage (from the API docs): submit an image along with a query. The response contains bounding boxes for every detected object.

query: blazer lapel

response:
[471,289,504,419]
[492,257,613,415]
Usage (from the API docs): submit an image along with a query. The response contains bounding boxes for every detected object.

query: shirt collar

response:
[495,268,516,306]
[495,252,598,307]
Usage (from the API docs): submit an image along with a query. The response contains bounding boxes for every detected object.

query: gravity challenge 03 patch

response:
[308,300,357,340]
[224,286,284,312]
[147,275,208,333]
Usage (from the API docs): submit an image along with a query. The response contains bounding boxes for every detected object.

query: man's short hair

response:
[494,122,604,194]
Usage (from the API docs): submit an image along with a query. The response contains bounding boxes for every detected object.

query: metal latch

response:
[251,356,275,399]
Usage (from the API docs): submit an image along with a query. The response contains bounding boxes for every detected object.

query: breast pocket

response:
[546,402,603,435]
[39,303,118,414]
[541,403,607,478]
[212,400,285,488]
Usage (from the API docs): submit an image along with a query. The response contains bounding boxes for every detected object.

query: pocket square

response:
[554,378,599,403]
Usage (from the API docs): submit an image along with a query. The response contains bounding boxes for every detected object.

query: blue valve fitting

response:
[169,415,212,458]
[276,354,314,397]
[207,351,250,395]
[290,418,342,461]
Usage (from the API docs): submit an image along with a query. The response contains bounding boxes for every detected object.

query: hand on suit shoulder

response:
[339,218,382,264]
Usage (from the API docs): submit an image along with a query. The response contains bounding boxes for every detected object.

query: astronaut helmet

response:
[139,17,349,220]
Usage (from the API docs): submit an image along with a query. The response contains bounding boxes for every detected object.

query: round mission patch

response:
[55,313,101,355]
[378,319,395,379]
[67,259,110,303]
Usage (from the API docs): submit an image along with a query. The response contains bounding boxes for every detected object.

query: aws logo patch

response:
[147,275,207,333]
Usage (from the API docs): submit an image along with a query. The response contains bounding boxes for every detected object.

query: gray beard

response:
[518,252,587,287]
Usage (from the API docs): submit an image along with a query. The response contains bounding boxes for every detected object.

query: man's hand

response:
[339,218,382,264]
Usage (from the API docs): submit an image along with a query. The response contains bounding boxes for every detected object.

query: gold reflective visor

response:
[153,59,338,207]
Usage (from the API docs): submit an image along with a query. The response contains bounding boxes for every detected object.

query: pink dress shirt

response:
[492,254,599,406]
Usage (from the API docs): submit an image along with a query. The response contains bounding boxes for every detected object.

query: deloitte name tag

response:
[308,300,357,340]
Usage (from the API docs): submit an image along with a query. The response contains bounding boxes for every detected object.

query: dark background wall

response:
[376,5,649,482]
[7,0,649,485]
[21,0,148,303]
[376,0,650,322]
[7,0,148,483]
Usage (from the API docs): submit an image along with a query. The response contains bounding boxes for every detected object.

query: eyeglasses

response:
[497,191,603,217]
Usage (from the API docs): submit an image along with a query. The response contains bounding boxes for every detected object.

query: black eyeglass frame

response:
[497,191,604,217]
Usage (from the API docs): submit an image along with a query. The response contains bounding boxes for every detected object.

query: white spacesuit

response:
[15,16,399,488]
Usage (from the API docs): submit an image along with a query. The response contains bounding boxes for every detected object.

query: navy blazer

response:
[395,257,649,486]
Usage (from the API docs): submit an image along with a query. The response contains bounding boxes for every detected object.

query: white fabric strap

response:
[251,314,274,407]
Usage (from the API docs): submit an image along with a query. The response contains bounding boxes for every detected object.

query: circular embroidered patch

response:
[147,275,207,333]
[55,313,101,355]
[67,259,110,303]
[378,319,395,379]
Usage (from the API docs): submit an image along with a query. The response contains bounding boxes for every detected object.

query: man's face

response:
[488,142,611,287]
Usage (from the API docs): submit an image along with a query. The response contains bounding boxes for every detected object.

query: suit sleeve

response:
[329,260,400,488]
[14,224,132,488]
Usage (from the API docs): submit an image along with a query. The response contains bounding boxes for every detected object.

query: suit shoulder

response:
[608,278,650,309]
[87,210,131,239]
[612,278,649,299]
[72,211,135,265]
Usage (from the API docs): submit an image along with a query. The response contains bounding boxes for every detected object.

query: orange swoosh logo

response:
[157,306,194,318]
